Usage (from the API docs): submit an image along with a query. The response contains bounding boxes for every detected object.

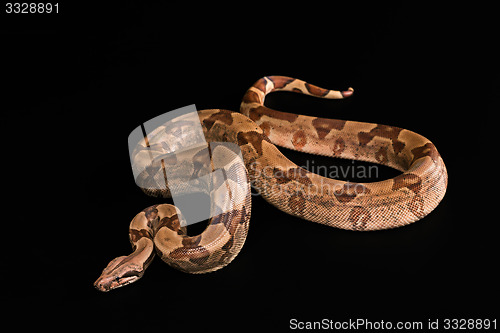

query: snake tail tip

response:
[341,88,354,97]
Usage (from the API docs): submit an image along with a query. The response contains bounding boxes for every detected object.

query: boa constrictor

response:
[95,76,448,291]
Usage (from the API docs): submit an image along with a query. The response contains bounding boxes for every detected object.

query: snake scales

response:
[94,76,448,291]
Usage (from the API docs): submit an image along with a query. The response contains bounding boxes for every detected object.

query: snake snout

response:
[94,259,145,292]
[94,271,142,292]
[94,276,113,292]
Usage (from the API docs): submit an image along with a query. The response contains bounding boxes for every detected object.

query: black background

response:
[2,1,496,331]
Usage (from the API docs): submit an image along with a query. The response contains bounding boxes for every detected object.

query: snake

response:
[94,76,448,291]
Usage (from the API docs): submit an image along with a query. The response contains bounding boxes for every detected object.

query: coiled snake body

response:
[95,76,447,291]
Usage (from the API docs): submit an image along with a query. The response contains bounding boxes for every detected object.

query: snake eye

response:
[115,277,120,283]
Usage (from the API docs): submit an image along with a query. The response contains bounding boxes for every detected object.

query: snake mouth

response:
[94,271,143,292]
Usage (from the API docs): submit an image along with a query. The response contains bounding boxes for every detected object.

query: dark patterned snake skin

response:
[94,76,447,291]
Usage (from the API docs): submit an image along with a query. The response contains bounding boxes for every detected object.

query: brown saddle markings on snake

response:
[392,173,422,194]
[332,137,346,156]
[311,117,347,140]
[252,77,269,93]
[247,105,300,123]
[411,142,439,164]
[334,183,370,204]
[202,109,234,131]
[375,146,389,164]
[391,173,427,218]
[181,235,202,248]
[267,76,295,90]
[358,124,406,154]
[241,89,261,105]
[158,215,184,234]
[129,229,151,243]
[95,76,448,292]
[237,130,271,156]
[291,130,307,150]
[304,82,330,97]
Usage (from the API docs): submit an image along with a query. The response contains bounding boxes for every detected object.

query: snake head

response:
[94,255,145,292]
